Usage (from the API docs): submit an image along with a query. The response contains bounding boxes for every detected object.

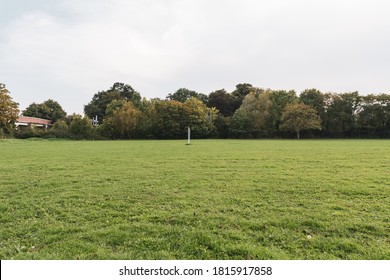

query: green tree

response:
[135,98,160,139]
[146,98,217,139]
[22,103,46,118]
[184,97,218,138]
[102,101,141,139]
[230,91,272,138]
[105,99,126,116]
[280,103,321,139]
[214,114,231,138]
[43,99,67,122]
[231,83,253,99]
[268,89,298,132]
[231,83,254,113]
[357,94,390,137]
[151,100,187,139]
[323,92,361,137]
[0,83,20,133]
[23,99,66,122]
[300,89,325,120]
[50,120,69,138]
[69,115,93,139]
[167,88,208,104]
[84,82,141,122]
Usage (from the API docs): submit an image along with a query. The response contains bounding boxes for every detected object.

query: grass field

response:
[0,139,389,259]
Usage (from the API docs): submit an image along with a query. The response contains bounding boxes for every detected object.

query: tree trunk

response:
[296,130,300,139]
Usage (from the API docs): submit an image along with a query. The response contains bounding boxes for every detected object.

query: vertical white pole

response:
[187,126,191,145]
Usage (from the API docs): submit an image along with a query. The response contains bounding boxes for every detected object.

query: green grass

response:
[0,139,389,259]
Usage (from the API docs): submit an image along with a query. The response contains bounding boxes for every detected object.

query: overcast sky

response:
[1,0,390,114]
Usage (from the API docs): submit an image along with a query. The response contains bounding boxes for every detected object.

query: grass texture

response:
[0,139,389,259]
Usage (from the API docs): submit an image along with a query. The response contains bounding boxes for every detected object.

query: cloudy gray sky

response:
[1,0,390,114]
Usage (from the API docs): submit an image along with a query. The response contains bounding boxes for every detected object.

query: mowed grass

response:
[0,139,389,260]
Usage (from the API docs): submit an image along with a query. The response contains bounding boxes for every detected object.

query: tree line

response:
[1,82,390,139]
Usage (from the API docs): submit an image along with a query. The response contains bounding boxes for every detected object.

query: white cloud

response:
[1,0,390,114]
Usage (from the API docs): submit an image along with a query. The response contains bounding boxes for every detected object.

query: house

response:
[15,116,52,130]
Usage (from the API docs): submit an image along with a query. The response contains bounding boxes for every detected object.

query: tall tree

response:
[43,99,67,122]
[300,89,325,120]
[231,83,254,113]
[0,83,20,133]
[230,92,273,138]
[150,100,188,139]
[207,89,236,117]
[323,92,361,137]
[23,99,66,122]
[135,98,160,139]
[167,88,208,104]
[231,83,253,99]
[268,89,298,132]
[357,94,390,137]
[280,103,321,139]
[84,82,141,122]
[183,97,218,138]
[102,101,141,139]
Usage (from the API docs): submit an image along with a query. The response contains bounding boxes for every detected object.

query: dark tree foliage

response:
[214,114,230,138]
[151,100,188,139]
[230,83,254,114]
[23,99,66,122]
[207,89,237,117]
[268,90,298,133]
[50,120,69,138]
[323,92,361,137]
[84,82,141,122]
[143,98,217,139]
[166,88,208,104]
[19,82,390,140]
[69,115,94,139]
[231,83,253,98]
[300,89,325,119]
[299,89,326,136]
[357,94,390,137]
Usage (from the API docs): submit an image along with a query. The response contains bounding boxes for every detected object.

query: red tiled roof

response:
[17,116,52,125]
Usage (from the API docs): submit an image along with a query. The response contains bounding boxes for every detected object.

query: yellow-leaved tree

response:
[0,83,19,134]
[280,103,321,139]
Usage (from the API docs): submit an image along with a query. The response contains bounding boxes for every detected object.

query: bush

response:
[14,125,39,139]
[50,120,70,138]
[69,116,94,139]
